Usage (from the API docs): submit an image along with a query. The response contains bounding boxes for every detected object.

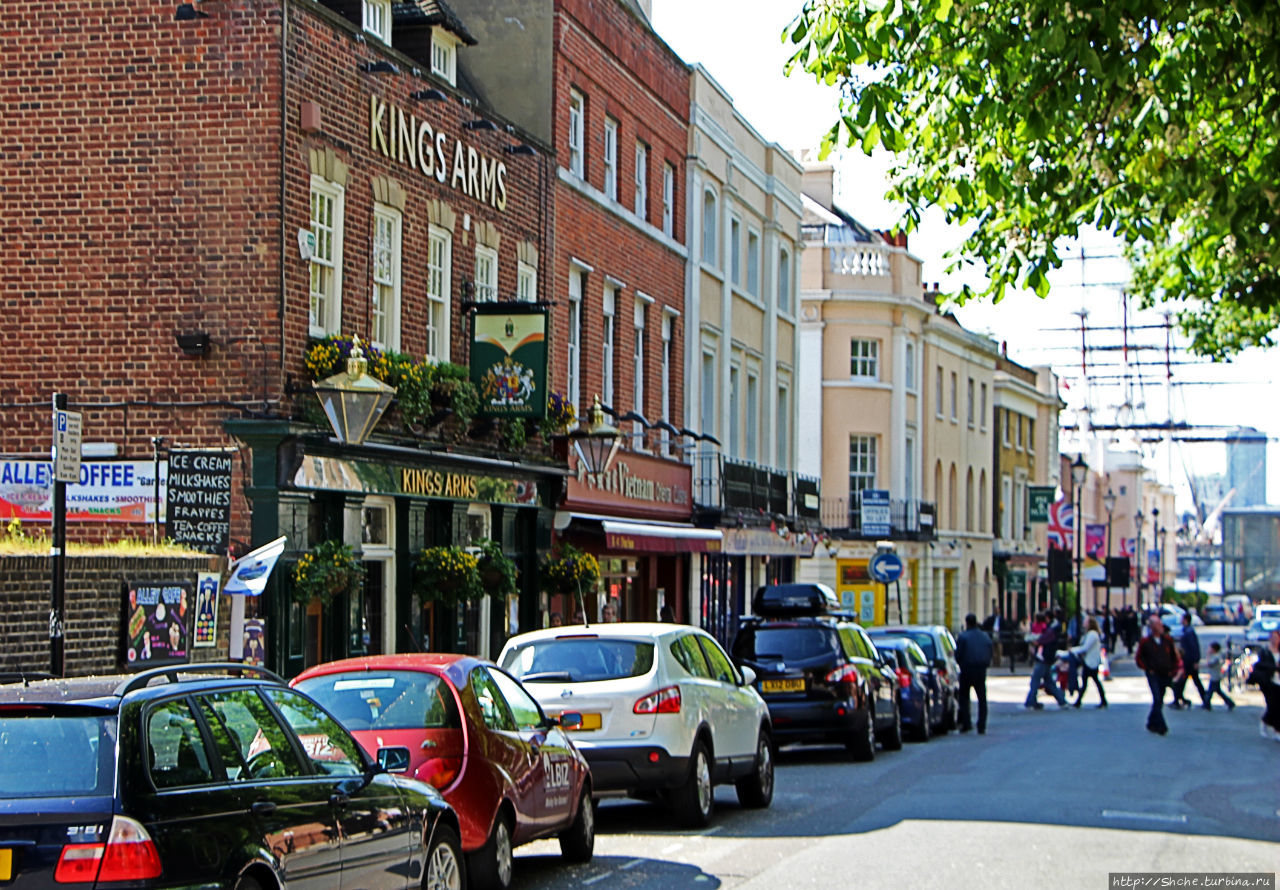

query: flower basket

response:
[540,391,577,439]
[539,543,600,596]
[292,540,364,607]
[474,538,518,597]
[414,545,483,605]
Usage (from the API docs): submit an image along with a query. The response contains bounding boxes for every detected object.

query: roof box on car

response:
[752,583,840,616]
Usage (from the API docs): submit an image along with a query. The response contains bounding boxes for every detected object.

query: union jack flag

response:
[1047,497,1074,550]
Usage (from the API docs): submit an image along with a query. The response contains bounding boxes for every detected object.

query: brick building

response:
[456,0,707,626]
[0,0,569,676]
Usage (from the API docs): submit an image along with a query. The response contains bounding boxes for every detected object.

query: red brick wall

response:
[0,0,550,545]
[548,0,689,428]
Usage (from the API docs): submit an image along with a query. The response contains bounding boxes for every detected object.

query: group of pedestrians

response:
[1020,608,1106,710]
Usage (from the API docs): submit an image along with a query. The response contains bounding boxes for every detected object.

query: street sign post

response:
[53,407,83,483]
[49,394,81,676]
[868,551,904,584]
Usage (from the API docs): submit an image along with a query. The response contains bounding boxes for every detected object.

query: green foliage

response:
[414,545,483,604]
[431,363,481,429]
[497,418,528,452]
[474,538,518,597]
[292,540,364,607]
[786,0,1280,357]
[539,543,601,596]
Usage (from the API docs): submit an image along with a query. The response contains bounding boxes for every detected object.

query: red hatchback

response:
[292,654,594,890]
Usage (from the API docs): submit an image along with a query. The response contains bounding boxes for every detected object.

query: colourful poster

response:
[242,619,266,666]
[0,459,164,524]
[123,580,191,668]
[1085,523,1106,560]
[194,572,220,647]
[470,305,548,418]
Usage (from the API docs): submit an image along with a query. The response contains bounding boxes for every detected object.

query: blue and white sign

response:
[869,551,904,584]
[860,489,891,537]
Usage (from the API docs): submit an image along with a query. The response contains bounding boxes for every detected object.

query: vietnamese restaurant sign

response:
[0,459,165,523]
[564,451,692,523]
[370,96,509,211]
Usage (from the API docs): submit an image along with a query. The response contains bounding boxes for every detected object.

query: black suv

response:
[731,584,902,760]
[0,664,462,890]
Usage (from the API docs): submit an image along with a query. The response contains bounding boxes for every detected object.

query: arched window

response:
[978,470,988,533]
[702,189,718,266]
[948,463,958,530]
[965,468,974,532]
[934,460,944,522]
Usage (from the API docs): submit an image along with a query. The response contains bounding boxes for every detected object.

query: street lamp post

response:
[1070,454,1088,642]
[1151,506,1160,607]
[1134,509,1144,613]
[1103,488,1117,636]
[1157,525,1168,604]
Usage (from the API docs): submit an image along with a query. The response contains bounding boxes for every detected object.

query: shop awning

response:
[558,512,722,553]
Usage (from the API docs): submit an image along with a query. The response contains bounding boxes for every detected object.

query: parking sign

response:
[52,409,83,484]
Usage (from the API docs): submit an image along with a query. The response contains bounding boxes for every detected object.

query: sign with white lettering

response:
[564,451,693,522]
[123,579,192,668]
[165,450,233,553]
[472,305,548,418]
[0,460,164,523]
[861,489,891,537]
[52,409,83,483]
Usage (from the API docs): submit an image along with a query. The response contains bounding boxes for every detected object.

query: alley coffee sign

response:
[564,451,692,522]
[471,305,548,418]
[165,450,232,554]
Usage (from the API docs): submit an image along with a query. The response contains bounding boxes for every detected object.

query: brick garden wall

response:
[1,554,227,677]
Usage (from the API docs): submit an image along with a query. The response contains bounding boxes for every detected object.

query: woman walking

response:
[1068,616,1108,708]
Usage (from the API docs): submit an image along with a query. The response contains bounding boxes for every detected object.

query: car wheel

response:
[914,695,932,742]
[848,705,876,762]
[426,823,465,890]
[467,812,513,890]
[879,701,903,751]
[735,730,775,809]
[671,740,714,828]
[558,788,595,863]
[233,875,263,890]
[939,692,957,733]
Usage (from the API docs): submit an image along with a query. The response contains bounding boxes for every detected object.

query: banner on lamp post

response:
[470,304,548,419]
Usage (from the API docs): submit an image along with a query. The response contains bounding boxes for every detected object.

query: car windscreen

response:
[294,671,460,732]
[501,638,655,683]
[0,708,115,797]
[732,626,839,664]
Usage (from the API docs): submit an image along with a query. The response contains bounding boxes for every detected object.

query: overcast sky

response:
[649,0,1280,511]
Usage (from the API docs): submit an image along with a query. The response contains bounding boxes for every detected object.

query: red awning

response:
[597,518,722,554]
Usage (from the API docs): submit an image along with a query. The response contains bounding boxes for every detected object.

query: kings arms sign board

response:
[470,305,548,419]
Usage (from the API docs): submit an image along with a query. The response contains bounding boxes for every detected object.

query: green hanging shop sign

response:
[470,304,548,419]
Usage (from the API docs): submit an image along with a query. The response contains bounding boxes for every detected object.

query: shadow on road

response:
[513,852,721,888]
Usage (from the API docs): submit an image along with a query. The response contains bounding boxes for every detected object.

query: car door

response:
[263,686,413,890]
[852,628,895,724]
[198,688,342,890]
[489,667,578,836]
[468,666,540,844]
[695,633,759,760]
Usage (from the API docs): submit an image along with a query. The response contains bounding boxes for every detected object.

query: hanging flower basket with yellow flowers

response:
[538,543,600,596]
[474,538,518,598]
[292,539,364,607]
[414,545,484,605]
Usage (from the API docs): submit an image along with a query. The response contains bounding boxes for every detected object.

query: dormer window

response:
[431,29,459,86]
[363,0,391,44]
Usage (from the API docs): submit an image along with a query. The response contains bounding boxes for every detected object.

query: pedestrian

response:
[1067,617,1108,708]
[602,602,618,623]
[1024,611,1068,709]
[1135,615,1180,735]
[1171,613,1209,709]
[1245,629,1280,740]
[549,611,563,628]
[955,612,993,734]
[1203,642,1235,711]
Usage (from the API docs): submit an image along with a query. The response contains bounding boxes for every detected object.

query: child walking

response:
[1204,642,1236,711]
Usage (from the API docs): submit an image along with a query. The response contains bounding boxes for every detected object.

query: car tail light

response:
[895,668,912,689]
[56,816,162,884]
[633,686,681,714]
[935,666,949,682]
[825,665,859,686]
[418,756,463,790]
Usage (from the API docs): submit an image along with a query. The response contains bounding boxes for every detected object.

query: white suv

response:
[498,622,774,826]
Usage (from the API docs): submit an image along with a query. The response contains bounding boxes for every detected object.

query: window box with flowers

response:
[292,540,365,607]
[413,545,484,605]
[538,543,600,596]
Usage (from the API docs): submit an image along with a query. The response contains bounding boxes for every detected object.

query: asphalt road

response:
[510,627,1279,890]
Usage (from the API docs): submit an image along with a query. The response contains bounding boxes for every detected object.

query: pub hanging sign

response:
[470,304,548,419]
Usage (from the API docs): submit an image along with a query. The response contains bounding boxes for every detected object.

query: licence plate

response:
[0,848,11,881]
[568,712,602,731]
[762,678,805,693]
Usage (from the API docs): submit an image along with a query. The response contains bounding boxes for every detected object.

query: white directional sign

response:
[52,409,83,483]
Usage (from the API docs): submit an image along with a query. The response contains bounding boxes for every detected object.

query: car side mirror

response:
[739,665,757,687]
[377,746,410,774]
[554,711,583,729]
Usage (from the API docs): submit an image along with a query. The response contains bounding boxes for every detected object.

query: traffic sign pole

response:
[50,392,67,676]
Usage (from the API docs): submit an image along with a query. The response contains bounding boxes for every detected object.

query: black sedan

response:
[874,638,946,741]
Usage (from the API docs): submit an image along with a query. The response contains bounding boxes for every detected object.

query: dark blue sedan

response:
[874,638,945,742]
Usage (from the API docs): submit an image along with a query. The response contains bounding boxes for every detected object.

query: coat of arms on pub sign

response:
[471,305,548,418]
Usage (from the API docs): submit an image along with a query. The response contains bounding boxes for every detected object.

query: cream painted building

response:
[683,66,809,641]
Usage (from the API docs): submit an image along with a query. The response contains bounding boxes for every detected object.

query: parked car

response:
[729,583,901,761]
[293,653,593,890]
[1223,595,1254,624]
[1200,602,1231,624]
[873,637,945,742]
[867,625,960,733]
[1244,616,1280,644]
[0,663,462,890]
[498,622,774,828]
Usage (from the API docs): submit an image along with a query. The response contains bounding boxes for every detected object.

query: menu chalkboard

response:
[165,450,233,554]
[123,580,192,668]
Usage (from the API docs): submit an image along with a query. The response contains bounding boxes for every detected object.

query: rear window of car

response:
[294,671,461,732]
[502,638,656,683]
[0,709,115,797]
[733,626,839,662]
[874,631,936,660]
